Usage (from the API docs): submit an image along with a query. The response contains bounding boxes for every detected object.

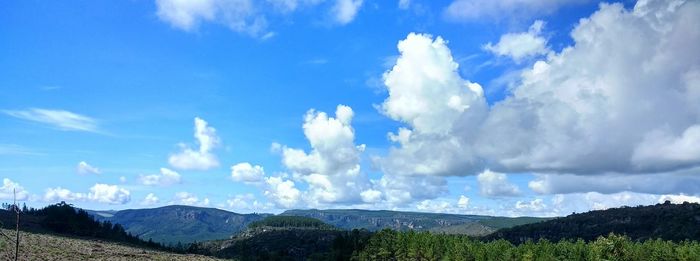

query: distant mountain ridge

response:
[281,209,549,235]
[88,205,270,245]
[87,206,548,245]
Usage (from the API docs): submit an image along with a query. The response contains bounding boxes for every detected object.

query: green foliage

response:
[191,227,372,260]
[489,202,700,243]
[248,216,335,230]
[352,231,700,261]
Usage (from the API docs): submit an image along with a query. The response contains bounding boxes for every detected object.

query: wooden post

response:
[13,188,20,261]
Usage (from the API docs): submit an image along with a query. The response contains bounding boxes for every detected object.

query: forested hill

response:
[489,201,700,243]
[281,209,548,235]
[88,205,270,245]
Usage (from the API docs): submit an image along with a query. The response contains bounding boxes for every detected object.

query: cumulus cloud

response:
[360,189,382,203]
[277,105,370,205]
[3,108,98,132]
[264,176,301,208]
[378,0,700,182]
[457,195,470,208]
[44,187,87,202]
[0,178,29,201]
[331,0,363,25]
[169,117,221,170]
[375,174,448,206]
[44,184,131,205]
[77,161,101,175]
[377,33,486,177]
[171,192,210,206]
[88,184,131,204]
[476,0,700,175]
[140,193,160,206]
[529,170,700,195]
[477,170,520,197]
[231,162,265,183]
[444,0,588,22]
[140,168,182,186]
[416,199,453,213]
[484,20,550,62]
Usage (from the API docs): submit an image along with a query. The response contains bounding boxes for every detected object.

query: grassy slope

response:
[0,229,225,261]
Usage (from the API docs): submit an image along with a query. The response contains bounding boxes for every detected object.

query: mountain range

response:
[88,206,549,245]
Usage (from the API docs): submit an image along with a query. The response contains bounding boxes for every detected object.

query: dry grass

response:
[0,229,230,260]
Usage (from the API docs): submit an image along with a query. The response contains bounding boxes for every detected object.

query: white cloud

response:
[44,184,131,205]
[360,189,382,203]
[278,105,370,205]
[77,161,101,175]
[377,33,486,177]
[477,169,520,197]
[457,195,470,208]
[658,194,700,204]
[44,187,87,202]
[375,174,448,206]
[515,198,546,212]
[416,199,453,213]
[331,0,363,25]
[264,176,301,208]
[171,192,210,206]
[3,108,98,132]
[155,0,268,37]
[168,117,221,170]
[140,168,182,186]
[444,0,588,22]
[88,184,131,204]
[119,176,127,183]
[378,1,700,182]
[225,193,273,212]
[0,178,29,201]
[631,125,700,171]
[484,20,550,62]
[475,1,700,175]
[140,193,160,206]
[231,162,265,183]
[528,169,700,195]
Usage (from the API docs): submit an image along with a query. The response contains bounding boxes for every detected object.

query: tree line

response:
[351,229,700,261]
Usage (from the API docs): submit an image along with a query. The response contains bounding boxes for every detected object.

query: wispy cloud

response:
[0,144,42,156]
[3,108,99,132]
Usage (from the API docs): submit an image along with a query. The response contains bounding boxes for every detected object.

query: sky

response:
[1,0,699,217]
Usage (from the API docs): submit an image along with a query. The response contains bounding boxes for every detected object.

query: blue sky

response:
[1,0,699,216]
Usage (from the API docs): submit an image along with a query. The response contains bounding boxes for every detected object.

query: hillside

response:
[0,228,223,260]
[191,216,368,260]
[2,203,166,251]
[489,201,700,243]
[281,209,549,236]
[89,205,269,245]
